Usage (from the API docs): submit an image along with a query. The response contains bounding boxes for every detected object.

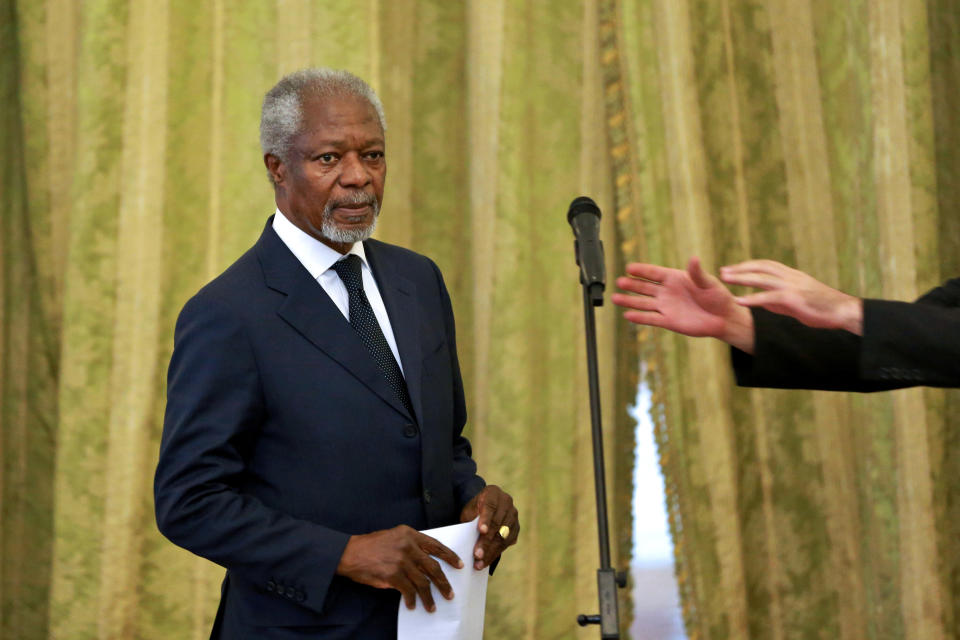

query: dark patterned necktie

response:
[330,255,414,418]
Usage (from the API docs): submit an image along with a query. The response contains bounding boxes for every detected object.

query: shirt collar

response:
[272,208,369,279]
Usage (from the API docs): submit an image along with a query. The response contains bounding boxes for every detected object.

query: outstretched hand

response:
[612,257,755,353]
[720,260,863,335]
[460,485,519,571]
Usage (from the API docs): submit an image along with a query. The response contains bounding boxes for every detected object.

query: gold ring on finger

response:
[498,525,510,539]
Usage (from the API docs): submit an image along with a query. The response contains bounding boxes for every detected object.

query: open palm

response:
[612,257,756,354]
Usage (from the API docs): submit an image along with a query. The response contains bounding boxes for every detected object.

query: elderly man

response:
[612,257,960,390]
[155,68,519,639]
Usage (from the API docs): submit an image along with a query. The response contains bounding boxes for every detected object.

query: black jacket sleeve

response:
[732,278,960,392]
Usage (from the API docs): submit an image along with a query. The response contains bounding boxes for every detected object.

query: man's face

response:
[268,94,386,252]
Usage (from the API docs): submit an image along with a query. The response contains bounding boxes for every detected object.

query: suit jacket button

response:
[403,424,418,438]
[296,591,306,603]
[423,489,432,504]
[266,580,276,592]
[285,586,295,598]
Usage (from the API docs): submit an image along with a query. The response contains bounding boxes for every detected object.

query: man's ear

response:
[264,153,285,186]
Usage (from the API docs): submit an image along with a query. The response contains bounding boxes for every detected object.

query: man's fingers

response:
[340,526,466,611]
[614,277,660,297]
[418,533,462,569]
[721,259,789,277]
[406,565,436,612]
[474,534,498,568]
[501,518,520,545]
[624,262,670,282]
[734,290,784,308]
[610,292,659,312]
[405,533,459,611]
[474,525,517,569]
[474,498,518,568]
[397,574,418,610]
[476,490,498,534]
[490,498,512,540]
[622,309,667,327]
[458,498,478,523]
[418,553,455,601]
[721,271,783,291]
[492,506,520,548]
[476,504,509,560]
[470,492,488,533]
[687,256,712,289]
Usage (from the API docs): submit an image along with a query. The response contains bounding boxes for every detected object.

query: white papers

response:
[396,518,489,640]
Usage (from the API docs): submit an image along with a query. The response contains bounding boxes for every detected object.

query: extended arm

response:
[722,261,960,388]
[614,257,960,390]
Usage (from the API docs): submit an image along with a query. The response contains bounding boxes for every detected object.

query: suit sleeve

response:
[732,278,960,391]
[859,278,960,386]
[431,261,486,510]
[154,294,350,616]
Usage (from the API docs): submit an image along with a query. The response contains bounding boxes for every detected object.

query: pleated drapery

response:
[2,1,635,638]
[7,0,960,638]
[602,0,960,638]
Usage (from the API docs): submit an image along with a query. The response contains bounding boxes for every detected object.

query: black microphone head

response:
[567,196,601,224]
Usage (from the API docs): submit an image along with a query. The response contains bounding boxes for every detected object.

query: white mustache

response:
[327,192,376,210]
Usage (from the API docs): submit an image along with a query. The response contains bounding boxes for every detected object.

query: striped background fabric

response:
[2,1,632,638]
[603,1,960,639]
[3,0,960,638]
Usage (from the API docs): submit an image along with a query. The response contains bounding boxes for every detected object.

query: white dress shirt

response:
[272,209,405,375]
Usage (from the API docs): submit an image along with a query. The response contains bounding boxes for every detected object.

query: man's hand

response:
[336,525,462,612]
[720,259,863,335]
[612,257,756,353]
[460,485,519,570]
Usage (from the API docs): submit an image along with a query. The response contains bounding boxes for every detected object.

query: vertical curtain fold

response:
[11,0,960,638]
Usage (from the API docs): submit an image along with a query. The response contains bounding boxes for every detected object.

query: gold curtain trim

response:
[596,0,698,637]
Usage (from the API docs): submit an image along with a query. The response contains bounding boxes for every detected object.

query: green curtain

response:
[603,0,960,638]
[1,1,637,638]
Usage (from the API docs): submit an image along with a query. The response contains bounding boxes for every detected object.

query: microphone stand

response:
[575,276,628,638]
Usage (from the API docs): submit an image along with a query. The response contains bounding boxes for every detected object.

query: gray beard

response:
[318,193,380,245]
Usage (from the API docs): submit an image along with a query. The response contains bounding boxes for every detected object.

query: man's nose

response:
[338,153,371,187]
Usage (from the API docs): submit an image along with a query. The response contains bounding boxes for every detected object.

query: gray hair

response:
[260,68,387,184]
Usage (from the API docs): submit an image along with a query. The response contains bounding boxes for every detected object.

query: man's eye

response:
[316,153,336,163]
[366,151,384,160]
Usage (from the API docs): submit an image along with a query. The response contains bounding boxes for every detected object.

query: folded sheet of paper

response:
[396,518,489,640]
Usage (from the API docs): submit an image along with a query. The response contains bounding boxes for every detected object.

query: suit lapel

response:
[364,240,424,425]
[256,222,412,419]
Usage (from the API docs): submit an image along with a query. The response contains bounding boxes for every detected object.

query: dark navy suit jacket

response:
[732,278,960,391]
[154,219,486,638]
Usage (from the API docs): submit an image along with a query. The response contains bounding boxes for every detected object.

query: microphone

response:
[567,196,605,305]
